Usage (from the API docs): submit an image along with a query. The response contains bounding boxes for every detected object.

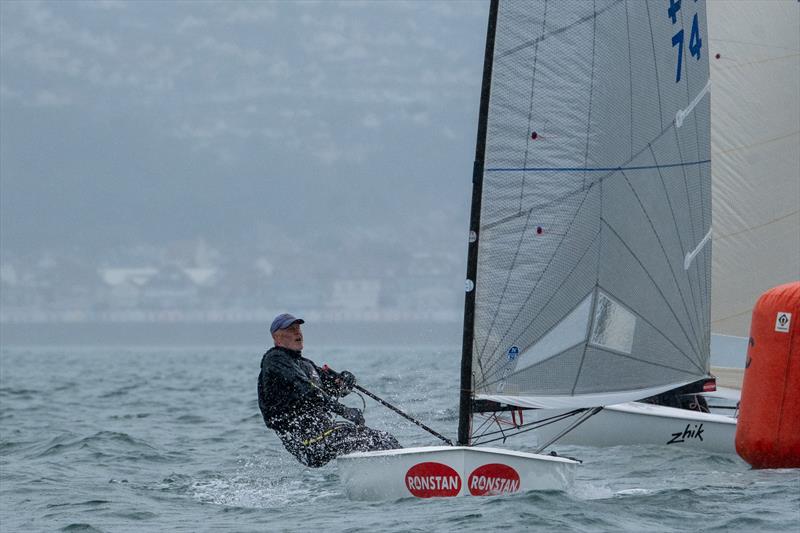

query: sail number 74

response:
[669,0,703,83]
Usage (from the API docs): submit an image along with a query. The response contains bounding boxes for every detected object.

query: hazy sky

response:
[1,0,489,254]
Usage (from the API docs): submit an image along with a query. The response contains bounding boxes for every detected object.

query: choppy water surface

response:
[1,346,798,532]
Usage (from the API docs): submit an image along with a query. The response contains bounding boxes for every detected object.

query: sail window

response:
[513,293,593,373]
[589,292,636,354]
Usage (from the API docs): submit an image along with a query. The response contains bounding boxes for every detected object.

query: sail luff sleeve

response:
[458,0,499,447]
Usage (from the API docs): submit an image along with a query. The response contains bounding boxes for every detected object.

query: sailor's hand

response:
[341,406,365,426]
[337,370,356,396]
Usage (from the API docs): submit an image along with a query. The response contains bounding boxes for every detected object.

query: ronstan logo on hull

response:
[405,462,462,498]
[468,463,521,496]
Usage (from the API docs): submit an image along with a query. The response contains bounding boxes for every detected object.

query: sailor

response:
[257,313,401,467]
[641,379,710,412]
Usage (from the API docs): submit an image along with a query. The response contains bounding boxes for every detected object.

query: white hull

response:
[527,402,737,454]
[337,445,577,501]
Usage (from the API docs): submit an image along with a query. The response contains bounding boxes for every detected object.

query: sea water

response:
[1,345,798,532]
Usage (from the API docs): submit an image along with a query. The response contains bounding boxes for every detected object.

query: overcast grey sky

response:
[1,0,489,256]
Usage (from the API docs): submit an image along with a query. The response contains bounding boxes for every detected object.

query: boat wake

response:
[188,456,340,509]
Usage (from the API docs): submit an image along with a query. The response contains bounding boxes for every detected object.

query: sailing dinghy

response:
[339,0,715,499]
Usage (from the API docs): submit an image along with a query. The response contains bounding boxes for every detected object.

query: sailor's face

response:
[275,322,304,351]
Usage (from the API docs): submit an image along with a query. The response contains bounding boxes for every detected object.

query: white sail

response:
[707,0,800,338]
[470,0,712,408]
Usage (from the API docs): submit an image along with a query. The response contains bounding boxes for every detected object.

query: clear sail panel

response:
[472,0,711,409]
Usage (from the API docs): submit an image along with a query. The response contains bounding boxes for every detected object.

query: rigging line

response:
[645,0,665,132]
[598,224,707,373]
[472,409,585,441]
[473,409,599,447]
[519,0,548,213]
[496,0,622,59]
[477,210,534,360]
[470,414,494,442]
[714,210,800,240]
[486,414,508,442]
[471,412,496,436]
[472,411,588,447]
[477,227,600,383]
[479,412,510,443]
[582,0,598,192]
[650,141,708,350]
[714,130,800,156]
[535,406,604,453]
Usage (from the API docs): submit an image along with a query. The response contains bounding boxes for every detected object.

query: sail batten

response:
[468,0,711,411]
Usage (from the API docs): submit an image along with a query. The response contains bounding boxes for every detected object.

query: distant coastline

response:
[0,317,463,347]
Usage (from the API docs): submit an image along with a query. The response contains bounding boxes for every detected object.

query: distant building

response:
[183,267,218,286]
[330,280,381,310]
[98,267,157,309]
[99,268,158,287]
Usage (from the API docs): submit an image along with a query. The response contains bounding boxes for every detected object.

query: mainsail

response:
[707,0,800,338]
[462,0,712,419]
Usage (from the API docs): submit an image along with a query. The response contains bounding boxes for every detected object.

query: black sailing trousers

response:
[279,422,401,468]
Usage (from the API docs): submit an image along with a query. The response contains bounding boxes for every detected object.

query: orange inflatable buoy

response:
[735,281,800,469]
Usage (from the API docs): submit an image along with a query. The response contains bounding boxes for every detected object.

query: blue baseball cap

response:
[270,313,305,334]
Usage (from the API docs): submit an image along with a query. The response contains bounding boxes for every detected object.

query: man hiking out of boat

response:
[258,313,401,467]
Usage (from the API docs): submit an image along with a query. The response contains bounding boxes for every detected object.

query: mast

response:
[458,0,499,447]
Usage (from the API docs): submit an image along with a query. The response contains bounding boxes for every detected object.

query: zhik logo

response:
[667,423,704,444]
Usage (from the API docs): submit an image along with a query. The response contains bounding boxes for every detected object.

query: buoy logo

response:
[405,462,461,498]
[467,463,521,496]
[775,312,792,333]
